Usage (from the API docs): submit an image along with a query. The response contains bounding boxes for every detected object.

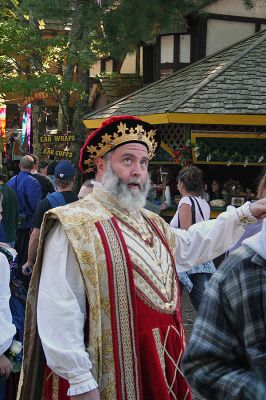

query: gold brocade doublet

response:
[50,188,179,395]
[19,187,182,400]
[53,187,179,313]
[101,199,179,314]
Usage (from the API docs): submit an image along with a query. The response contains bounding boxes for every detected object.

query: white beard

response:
[101,163,151,212]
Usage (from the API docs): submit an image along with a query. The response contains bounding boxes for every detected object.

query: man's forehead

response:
[113,142,149,156]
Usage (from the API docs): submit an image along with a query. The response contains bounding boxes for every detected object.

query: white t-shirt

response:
[170,196,210,228]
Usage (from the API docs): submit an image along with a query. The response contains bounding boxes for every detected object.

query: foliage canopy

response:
[0,0,259,153]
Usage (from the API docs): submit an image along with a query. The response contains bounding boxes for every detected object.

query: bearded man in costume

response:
[19,116,266,400]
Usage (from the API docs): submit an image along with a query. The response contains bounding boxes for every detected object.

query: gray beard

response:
[101,163,151,212]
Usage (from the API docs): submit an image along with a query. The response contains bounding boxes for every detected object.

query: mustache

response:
[126,179,142,188]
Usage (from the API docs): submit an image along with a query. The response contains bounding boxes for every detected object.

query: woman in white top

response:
[0,252,16,400]
[0,253,15,361]
[170,166,216,311]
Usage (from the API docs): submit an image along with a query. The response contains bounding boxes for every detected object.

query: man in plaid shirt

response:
[182,219,266,400]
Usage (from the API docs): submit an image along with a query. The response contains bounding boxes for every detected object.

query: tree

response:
[0,0,19,20]
[0,0,259,161]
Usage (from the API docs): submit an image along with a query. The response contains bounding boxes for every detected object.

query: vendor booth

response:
[82,29,266,220]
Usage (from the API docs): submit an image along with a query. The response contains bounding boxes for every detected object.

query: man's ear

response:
[94,157,106,179]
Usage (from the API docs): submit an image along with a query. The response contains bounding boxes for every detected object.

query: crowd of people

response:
[0,115,266,400]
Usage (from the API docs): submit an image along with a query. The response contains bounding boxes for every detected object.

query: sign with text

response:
[23,91,51,106]
[42,147,73,159]
[39,134,76,143]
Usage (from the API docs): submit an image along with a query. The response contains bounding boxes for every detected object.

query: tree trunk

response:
[72,68,90,157]
[57,92,70,133]
[28,14,46,159]
[136,46,140,77]
[31,99,46,159]
[56,0,86,133]
[112,56,126,73]
[57,62,74,133]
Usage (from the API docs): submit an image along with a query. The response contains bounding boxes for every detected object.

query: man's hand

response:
[71,389,100,400]
[0,354,12,379]
[250,198,266,219]
[22,262,33,276]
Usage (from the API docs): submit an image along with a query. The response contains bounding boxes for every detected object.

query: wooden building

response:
[83,29,266,216]
[90,0,266,83]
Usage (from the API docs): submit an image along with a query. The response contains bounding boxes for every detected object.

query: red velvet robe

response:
[44,215,191,400]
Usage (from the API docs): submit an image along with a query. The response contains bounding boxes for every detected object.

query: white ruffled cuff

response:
[236,201,258,224]
[67,372,98,396]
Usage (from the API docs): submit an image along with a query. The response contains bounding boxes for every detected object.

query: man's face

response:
[109,143,149,187]
[101,143,150,211]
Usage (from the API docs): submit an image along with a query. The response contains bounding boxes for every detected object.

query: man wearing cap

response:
[19,116,266,400]
[0,167,19,246]
[30,154,55,199]
[21,160,78,275]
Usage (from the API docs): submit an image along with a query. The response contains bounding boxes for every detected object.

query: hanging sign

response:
[21,103,32,153]
[39,134,76,143]
[42,147,73,159]
[23,91,50,105]
[0,105,6,152]
[26,104,32,150]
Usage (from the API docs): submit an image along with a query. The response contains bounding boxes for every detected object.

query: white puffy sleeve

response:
[37,223,98,396]
[173,204,254,271]
[0,253,16,355]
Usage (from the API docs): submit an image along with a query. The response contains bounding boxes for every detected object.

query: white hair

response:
[101,159,150,212]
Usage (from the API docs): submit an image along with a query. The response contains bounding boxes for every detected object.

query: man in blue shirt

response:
[22,160,78,275]
[7,155,42,272]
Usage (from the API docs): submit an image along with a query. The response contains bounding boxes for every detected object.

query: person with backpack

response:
[22,160,78,276]
[170,166,216,311]
[7,155,42,271]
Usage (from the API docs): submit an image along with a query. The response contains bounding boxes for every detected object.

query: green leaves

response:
[0,0,19,21]
[0,0,254,133]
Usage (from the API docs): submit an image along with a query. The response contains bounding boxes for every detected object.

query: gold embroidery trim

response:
[52,373,59,400]
[152,328,166,379]
[101,220,140,400]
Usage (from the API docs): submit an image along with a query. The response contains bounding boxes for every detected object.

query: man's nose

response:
[131,162,142,175]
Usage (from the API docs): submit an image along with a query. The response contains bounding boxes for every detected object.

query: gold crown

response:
[84,122,158,172]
